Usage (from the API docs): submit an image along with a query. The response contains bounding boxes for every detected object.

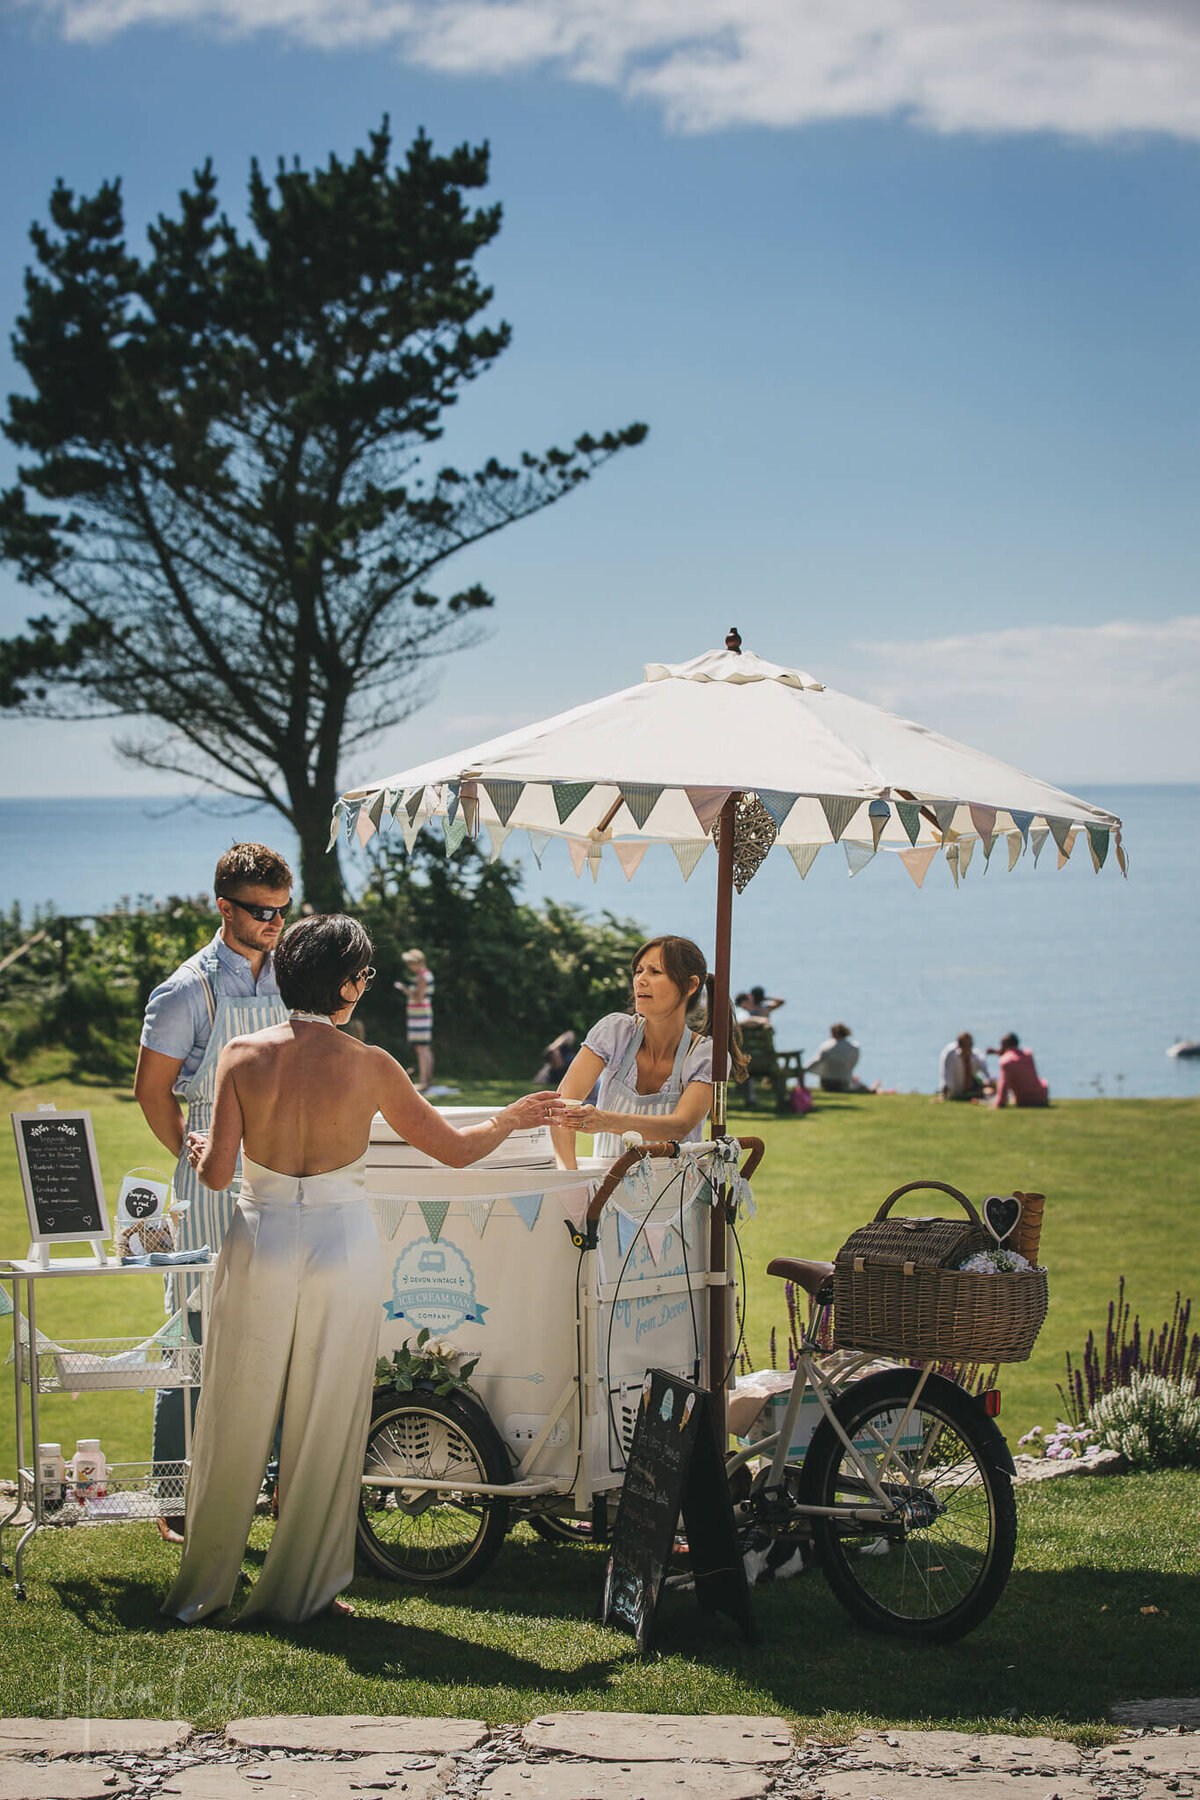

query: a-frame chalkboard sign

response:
[601,1369,755,1655]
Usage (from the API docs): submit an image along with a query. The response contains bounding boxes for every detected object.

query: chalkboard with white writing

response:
[602,1369,755,1655]
[11,1111,108,1246]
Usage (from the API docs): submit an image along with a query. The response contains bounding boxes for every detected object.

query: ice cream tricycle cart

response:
[358,1110,762,1586]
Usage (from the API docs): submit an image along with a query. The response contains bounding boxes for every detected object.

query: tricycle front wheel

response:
[358,1389,511,1585]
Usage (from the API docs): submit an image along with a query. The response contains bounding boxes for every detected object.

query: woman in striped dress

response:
[396,946,435,1092]
[549,935,745,1169]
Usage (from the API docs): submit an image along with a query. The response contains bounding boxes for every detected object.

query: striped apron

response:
[152,946,287,1472]
[592,1019,699,1162]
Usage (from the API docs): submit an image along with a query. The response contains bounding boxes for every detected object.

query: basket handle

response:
[874,1180,984,1229]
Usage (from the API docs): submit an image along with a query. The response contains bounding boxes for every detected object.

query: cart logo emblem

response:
[384,1236,488,1331]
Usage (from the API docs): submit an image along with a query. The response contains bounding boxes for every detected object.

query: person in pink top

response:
[990,1033,1049,1108]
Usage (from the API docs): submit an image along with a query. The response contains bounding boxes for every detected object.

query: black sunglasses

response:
[221,895,292,924]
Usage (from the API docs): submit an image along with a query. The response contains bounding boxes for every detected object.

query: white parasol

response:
[333,630,1125,1412]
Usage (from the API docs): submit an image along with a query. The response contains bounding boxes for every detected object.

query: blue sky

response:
[2,1,1199,796]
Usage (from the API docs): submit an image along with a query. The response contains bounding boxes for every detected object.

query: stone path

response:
[0,1716,1197,1800]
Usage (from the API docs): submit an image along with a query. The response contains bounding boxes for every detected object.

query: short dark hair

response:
[999,1032,1020,1051]
[275,914,373,1015]
[214,842,293,896]
[831,1023,851,1039]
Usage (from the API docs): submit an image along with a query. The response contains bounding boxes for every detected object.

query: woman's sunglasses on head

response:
[221,895,292,923]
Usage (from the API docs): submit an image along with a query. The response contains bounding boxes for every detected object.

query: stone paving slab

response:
[1095,1740,1200,1775]
[0,1723,192,1759]
[1112,1703,1200,1729]
[226,1723,486,1756]
[0,1765,130,1800]
[1141,1782,1199,1800]
[813,1774,1096,1800]
[483,1760,772,1800]
[162,1753,444,1800]
[520,1717,792,1764]
[836,1732,1083,1773]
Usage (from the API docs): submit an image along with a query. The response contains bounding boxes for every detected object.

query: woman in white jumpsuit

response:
[163,915,567,1625]
[549,935,745,1169]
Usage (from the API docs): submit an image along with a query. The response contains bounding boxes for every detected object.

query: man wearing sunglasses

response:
[135,842,293,1536]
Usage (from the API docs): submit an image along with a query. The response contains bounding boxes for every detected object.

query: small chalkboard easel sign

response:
[601,1369,755,1655]
[11,1107,109,1265]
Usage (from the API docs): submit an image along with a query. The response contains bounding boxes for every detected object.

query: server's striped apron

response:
[170,945,289,1258]
[592,1019,699,1162]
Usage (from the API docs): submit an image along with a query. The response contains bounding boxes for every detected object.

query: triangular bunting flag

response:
[644,1220,671,1266]
[614,840,648,881]
[1006,831,1024,871]
[553,782,594,824]
[510,1192,544,1232]
[868,799,890,851]
[342,801,360,844]
[895,801,921,846]
[367,789,387,830]
[482,779,524,827]
[441,814,468,856]
[419,1200,450,1242]
[446,781,461,825]
[567,838,590,878]
[561,1189,592,1232]
[1057,827,1078,869]
[400,808,422,854]
[819,795,860,843]
[1031,827,1050,866]
[487,823,512,862]
[587,842,602,882]
[527,830,551,867]
[404,787,424,824]
[757,790,796,830]
[969,804,996,853]
[672,841,709,881]
[621,784,664,829]
[844,840,876,877]
[1087,825,1110,871]
[615,1208,640,1257]
[465,1199,495,1238]
[1010,809,1033,845]
[958,838,975,879]
[355,805,376,847]
[374,1195,408,1241]
[1115,829,1128,876]
[933,802,958,835]
[1047,816,1073,853]
[326,803,344,851]
[788,843,821,880]
[685,787,732,833]
[899,845,938,888]
[945,841,961,888]
[460,784,479,836]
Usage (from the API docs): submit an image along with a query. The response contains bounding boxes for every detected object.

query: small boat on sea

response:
[1168,1039,1200,1059]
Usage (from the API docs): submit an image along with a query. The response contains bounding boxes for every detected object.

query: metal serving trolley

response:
[1,1259,212,1598]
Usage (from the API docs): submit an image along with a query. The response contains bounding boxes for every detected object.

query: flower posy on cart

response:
[332,631,1125,1415]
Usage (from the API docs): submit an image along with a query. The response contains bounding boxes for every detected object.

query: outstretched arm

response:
[565,1078,714,1154]
[374,1049,565,1167]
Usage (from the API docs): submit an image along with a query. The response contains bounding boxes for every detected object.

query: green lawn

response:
[2,1078,1198,1730]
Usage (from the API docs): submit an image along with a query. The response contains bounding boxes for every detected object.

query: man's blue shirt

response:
[140,929,280,1093]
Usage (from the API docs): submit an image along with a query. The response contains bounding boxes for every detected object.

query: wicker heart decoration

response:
[983,1194,1022,1245]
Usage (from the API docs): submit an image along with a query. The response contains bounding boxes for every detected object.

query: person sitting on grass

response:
[990,1033,1050,1108]
[938,1031,994,1102]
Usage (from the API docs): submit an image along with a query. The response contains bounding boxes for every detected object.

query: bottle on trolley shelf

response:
[36,1443,66,1513]
[69,1440,108,1505]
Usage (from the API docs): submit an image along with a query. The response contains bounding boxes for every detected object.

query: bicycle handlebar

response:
[584,1136,765,1224]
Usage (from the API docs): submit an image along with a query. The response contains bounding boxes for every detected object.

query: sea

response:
[1,784,1197,1102]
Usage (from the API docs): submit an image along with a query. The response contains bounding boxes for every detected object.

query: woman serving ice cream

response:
[551,935,745,1169]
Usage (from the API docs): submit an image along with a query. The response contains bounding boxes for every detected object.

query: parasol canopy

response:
[334,640,1125,888]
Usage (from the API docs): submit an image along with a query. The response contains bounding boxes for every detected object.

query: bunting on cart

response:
[419,1200,450,1242]
[561,1189,592,1232]
[464,1199,495,1238]
[644,1219,672,1265]
[369,1191,405,1239]
[510,1192,544,1232]
[615,1208,641,1257]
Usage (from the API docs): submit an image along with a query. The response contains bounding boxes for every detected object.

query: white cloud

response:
[26,0,1200,140]
[835,615,1200,784]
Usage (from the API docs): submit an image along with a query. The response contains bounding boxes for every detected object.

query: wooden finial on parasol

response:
[725,626,742,653]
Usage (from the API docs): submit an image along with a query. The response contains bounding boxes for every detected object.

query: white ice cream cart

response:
[357,1110,763,1584]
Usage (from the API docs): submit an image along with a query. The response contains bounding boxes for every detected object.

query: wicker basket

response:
[833,1184,1049,1363]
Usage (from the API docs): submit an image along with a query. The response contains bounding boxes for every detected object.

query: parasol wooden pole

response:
[709,788,740,1438]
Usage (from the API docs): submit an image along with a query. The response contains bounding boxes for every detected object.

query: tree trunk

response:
[292,794,348,912]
